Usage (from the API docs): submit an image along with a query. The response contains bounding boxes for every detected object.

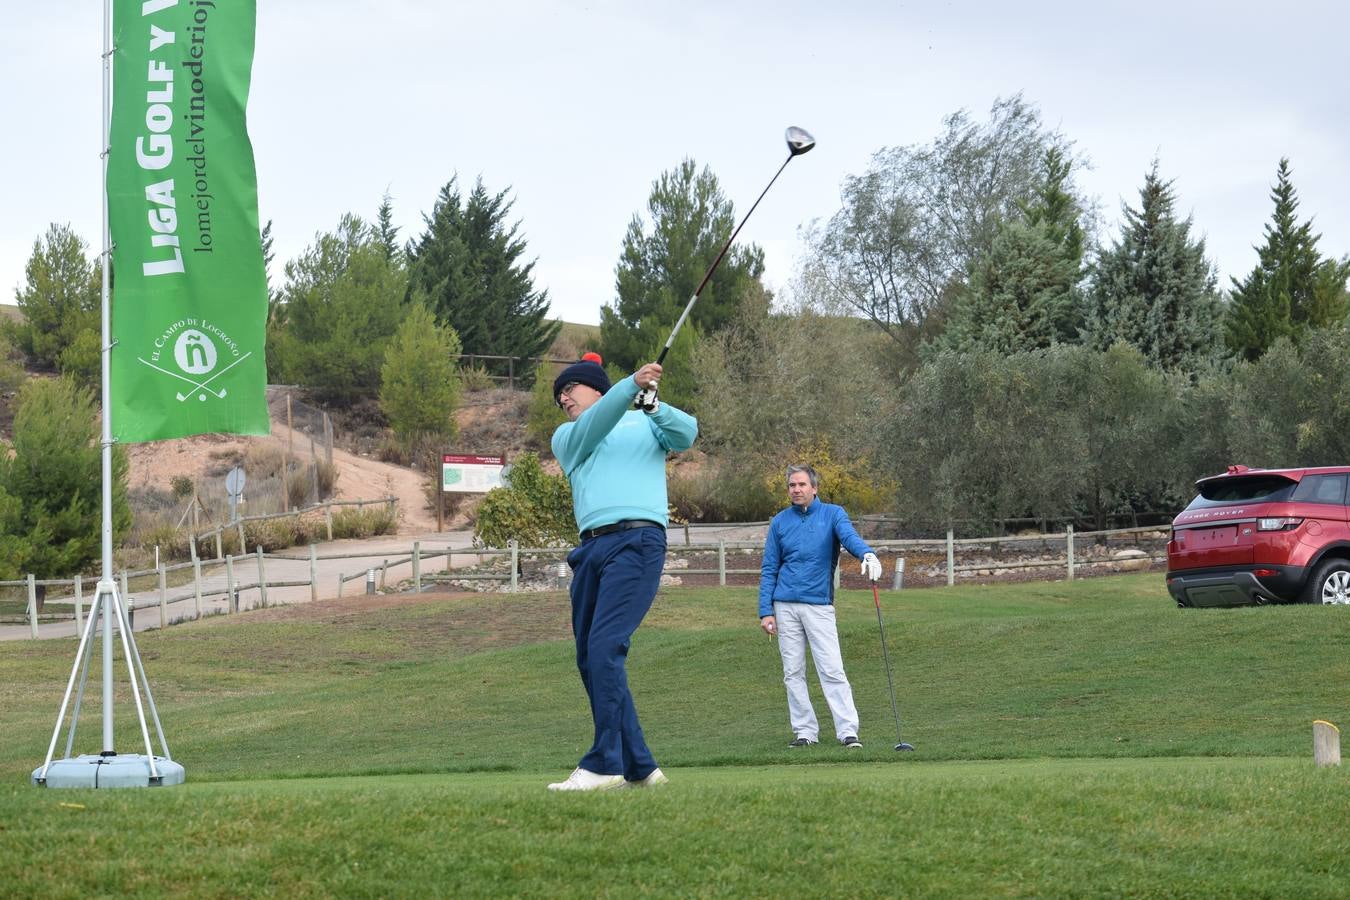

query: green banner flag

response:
[108,0,268,442]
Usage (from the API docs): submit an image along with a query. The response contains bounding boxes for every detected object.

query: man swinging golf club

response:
[760,465,883,749]
[547,353,697,791]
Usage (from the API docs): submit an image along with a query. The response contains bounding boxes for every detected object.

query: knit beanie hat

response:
[553,352,611,402]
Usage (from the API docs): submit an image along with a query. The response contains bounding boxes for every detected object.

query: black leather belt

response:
[579,519,664,541]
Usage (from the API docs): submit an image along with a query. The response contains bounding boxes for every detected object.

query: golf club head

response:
[895,742,915,752]
[785,126,815,156]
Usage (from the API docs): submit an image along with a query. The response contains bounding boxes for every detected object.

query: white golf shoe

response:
[624,767,669,789]
[547,767,625,792]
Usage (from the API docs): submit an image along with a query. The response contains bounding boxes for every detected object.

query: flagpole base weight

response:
[33,754,185,789]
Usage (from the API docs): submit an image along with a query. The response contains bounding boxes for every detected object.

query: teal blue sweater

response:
[758,498,874,618]
[551,375,698,533]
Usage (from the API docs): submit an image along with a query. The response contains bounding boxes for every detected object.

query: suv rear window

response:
[1187,474,1297,508]
[1291,473,1348,504]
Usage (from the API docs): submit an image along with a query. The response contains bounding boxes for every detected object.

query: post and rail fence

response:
[3,524,1168,640]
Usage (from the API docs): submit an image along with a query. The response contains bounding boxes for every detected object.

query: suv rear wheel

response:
[1301,558,1350,605]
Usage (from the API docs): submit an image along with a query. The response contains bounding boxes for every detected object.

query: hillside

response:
[125,386,538,534]
[1,313,590,535]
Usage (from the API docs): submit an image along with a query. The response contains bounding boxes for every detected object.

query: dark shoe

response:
[787,736,817,748]
[841,735,863,749]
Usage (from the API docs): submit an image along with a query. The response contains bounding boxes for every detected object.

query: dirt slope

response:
[124,389,534,535]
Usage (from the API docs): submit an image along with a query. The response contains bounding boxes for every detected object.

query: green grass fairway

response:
[4,574,1350,896]
[4,760,1348,897]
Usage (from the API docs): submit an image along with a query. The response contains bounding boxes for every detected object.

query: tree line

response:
[4,91,1348,562]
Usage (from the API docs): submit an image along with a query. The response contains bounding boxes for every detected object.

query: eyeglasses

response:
[556,382,582,408]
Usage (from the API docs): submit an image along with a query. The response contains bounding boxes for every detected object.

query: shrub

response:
[669,458,778,523]
[459,364,496,392]
[768,439,898,515]
[170,475,195,499]
[474,452,574,548]
[136,523,193,561]
[242,517,307,553]
[331,506,397,539]
[285,461,311,510]
[316,460,339,498]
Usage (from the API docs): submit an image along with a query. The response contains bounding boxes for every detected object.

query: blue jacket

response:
[758,498,874,618]
[551,374,698,533]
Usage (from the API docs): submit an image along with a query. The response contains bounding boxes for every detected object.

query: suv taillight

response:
[1257,517,1303,531]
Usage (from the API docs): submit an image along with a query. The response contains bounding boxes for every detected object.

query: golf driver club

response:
[653,126,815,367]
[871,581,915,752]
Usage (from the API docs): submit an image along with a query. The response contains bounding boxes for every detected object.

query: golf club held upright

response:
[653,126,816,366]
[872,581,915,752]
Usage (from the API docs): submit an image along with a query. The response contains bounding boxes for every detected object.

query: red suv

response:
[1167,465,1350,607]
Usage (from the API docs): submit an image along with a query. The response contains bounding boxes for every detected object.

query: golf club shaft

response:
[872,583,905,745]
[656,153,795,365]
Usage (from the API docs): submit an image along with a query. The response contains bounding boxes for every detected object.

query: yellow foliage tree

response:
[765,439,898,515]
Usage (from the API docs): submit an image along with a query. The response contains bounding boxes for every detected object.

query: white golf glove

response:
[634,384,659,413]
[861,552,882,582]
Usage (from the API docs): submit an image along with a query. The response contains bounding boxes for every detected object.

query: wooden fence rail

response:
[5,526,1166,639]
[190,496,398,560]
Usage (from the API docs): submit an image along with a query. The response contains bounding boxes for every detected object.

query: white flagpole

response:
[99,0,116,758]
[34,0,183,788]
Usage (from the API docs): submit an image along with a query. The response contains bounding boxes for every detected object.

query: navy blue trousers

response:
[566,525,665,780]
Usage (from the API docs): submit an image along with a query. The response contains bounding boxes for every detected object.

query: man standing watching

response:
[759,464,883,749]
[547,353,698,791]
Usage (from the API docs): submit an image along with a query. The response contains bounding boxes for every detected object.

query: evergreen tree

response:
[1227,159,1348,360]
[274,214,409,404]
[0,377,130,579]
[599,158,765,372]
[406,176,559,372]
[934,148,1086,354]
[1083,163,1222,373]
[375,191,403,267]
[5,223,101,375]
[0,331,25,396]
[936,219,1081,353]
[379,304,461,446]
[1021,147,1086,268]
[260,219,280,309]
[260,219,288,383]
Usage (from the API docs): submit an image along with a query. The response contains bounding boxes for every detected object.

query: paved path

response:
[2,531,480,643]
[3,522,771,643]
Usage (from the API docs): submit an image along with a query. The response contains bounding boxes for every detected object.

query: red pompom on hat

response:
[581,352,603,364]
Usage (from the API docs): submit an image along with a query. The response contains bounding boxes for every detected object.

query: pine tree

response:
[934,148,1085,354]
[1083,163,1222,372]
[0,378,130,579]
[4,223,101,374]
[375,192,403,267]
[275,214,409,404]
[937,220,1081,353]
[261,219,284,320]
[406,177,559,373]
[379,304,462,446]
[599,159,764,372]
[1021,147,1085,269]
[1227,159,1348,361]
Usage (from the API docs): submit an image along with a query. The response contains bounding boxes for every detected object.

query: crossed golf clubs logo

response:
[136,328,253,402]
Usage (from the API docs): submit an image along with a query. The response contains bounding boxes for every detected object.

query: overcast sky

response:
[4,1,1347,326]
